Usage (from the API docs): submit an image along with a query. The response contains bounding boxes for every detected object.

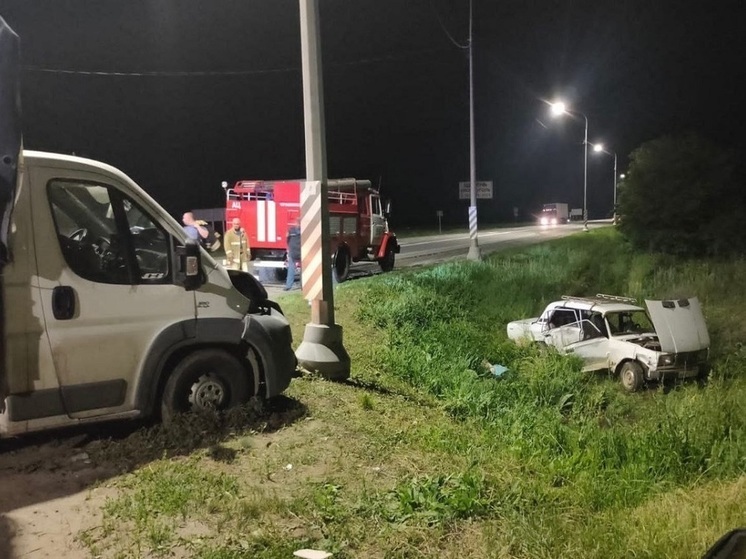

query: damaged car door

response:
[549,311,611,371]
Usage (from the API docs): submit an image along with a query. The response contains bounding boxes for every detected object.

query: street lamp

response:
[592,143,618,224]
[549,101,589,232]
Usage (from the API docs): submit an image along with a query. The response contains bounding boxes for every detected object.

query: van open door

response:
[0,16,22,409]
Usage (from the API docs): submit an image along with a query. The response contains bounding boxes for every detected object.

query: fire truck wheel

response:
[161,349,251,424]
[333,247,351,282]
[379,245,396,272]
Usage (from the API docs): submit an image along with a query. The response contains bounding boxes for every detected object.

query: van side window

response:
[48,181,170,284]
[122,200,171,283]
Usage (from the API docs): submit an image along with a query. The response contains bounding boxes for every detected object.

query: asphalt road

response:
[264,220,610,298]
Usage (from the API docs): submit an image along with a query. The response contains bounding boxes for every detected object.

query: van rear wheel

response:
[619,361,644,392]
[161,349,251,423]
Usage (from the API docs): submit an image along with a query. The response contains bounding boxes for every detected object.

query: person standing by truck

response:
[182,211,209,241]
[224,217,251,271]
[284,216,301,290]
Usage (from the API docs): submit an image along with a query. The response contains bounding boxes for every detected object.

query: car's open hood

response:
[0,16,21,265]
[646,297,710,353]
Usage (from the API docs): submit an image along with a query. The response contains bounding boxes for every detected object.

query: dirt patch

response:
[0,433,120,558]
[0,397,308,558]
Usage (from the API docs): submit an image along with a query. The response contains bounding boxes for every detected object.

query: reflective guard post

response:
[294,0,350,380]
[295,180,350,379]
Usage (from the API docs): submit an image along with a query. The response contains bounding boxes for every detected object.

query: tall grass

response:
[83,229,746,558]
[355,229,746,513]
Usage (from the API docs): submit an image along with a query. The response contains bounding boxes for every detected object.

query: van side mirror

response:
[176,239,203,291]
[384,200,391,218]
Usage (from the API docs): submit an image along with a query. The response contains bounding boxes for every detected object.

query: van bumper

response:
[243,311,298,397]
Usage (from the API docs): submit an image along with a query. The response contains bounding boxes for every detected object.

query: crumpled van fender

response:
[136,313,296,415]
[241,311,297,397]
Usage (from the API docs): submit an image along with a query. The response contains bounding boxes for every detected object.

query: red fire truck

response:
[224,178,400,282]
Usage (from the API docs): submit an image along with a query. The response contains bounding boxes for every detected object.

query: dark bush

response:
[618,134,746,256]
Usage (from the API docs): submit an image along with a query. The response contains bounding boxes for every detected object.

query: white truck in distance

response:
[539,202,569,225]
[506,294,710,391]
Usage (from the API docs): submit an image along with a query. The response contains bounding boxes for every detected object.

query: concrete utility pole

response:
[466,0,481,261]
[294,0,350,380]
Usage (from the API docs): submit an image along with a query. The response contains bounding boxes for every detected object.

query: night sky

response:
[2,0,745,226]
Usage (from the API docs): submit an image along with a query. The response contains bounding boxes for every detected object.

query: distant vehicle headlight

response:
[658,354,674,366]
[540,217,549,225]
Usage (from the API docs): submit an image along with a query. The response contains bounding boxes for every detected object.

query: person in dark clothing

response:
[284,216,301,290]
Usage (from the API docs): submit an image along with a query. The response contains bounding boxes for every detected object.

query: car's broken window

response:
[580,319,605,340]
[548,309,577,329]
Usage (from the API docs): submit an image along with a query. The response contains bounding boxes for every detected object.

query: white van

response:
[0,150,298,436]
[0,18,297,437]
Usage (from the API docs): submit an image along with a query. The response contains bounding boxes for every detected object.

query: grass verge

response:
[81,229,746,558]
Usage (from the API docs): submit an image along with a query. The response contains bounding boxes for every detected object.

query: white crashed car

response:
[506,294,710,391]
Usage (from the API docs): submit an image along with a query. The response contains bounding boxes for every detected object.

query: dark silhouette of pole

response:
[467,0,481,260]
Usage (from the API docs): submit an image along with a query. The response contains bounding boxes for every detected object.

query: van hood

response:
[0,16,22,264]
[646,297,710,353]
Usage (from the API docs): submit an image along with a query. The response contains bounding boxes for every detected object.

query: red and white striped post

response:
[294,0,350,380]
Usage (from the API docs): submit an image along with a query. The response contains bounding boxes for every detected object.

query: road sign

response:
[458,181,493,200]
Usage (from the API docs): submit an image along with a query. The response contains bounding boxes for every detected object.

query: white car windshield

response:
[605,310,654,336]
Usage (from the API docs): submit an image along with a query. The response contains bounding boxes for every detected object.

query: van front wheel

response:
[161,349,251,423]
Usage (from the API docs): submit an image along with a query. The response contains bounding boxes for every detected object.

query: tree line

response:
[618,133,746,257]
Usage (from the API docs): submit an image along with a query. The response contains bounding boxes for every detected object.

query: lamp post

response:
[466,0,481,260]
[592,143,618,224]
[550,101,589,232]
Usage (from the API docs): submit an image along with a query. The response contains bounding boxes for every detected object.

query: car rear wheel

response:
[619,361,644,392]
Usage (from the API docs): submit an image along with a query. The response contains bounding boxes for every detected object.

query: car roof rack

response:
[561,293,638,305]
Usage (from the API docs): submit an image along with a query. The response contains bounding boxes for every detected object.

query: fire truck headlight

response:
[551,217,557,225]
[540,217,548,225]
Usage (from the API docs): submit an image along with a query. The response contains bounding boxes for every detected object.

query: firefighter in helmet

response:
[223,217,251,271]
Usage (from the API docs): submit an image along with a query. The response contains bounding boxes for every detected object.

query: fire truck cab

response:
[225,178,399,282]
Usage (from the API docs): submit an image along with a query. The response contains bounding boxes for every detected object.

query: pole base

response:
[467,242,482,261]
[295,323,350,381]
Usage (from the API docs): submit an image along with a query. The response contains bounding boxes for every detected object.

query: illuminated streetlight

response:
[549,101,589,232]
[550,101,566,116]
[591,142,618,224]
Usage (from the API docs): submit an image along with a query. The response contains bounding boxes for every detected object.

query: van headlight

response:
[658,354,674,366]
